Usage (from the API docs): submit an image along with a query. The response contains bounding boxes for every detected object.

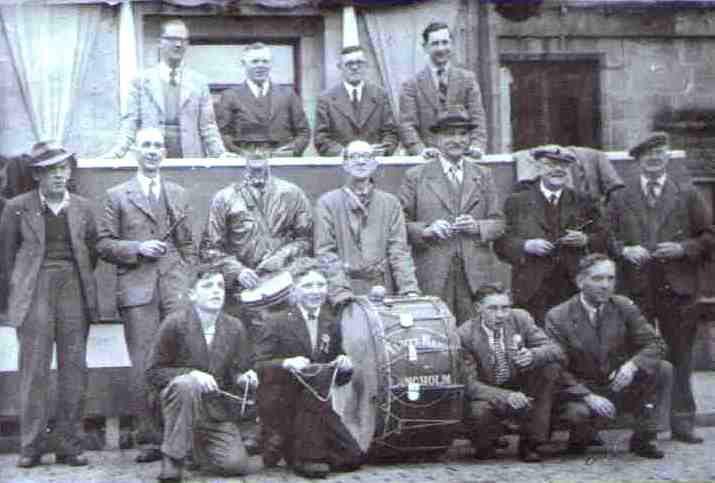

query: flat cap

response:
[29,141,75,169]
[628,132,669,159]
[531,145,577,165]
[429,108,477,133]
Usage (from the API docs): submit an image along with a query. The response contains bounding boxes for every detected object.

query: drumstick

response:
[161,214,187,241]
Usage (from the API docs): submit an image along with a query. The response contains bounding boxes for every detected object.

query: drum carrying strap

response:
[289,364,341,403]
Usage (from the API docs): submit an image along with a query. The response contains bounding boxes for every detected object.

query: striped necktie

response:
[491,328,510,385]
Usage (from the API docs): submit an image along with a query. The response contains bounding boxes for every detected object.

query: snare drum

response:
[332,295,464,458]
[239,271,293,309]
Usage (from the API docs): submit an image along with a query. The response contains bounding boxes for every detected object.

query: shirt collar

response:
[247,78,270,98]
[343,81,364,100]
[343,182,374,213]
[136,171,161,198]
[159,61,183,84]
[580,293,600,323]
[540,180,563,202]
[38,189,70,216]
[195,307,219,333]
[440,156,463,176]
[298,304,321,322]
[640,173,667,193]
[430,62,450,76]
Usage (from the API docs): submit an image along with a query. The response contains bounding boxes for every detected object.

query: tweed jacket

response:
[398,158,504,296]
[97,177,196,309]
[216,82,311,156]
[145,306,252,394]
[494,180,607,305]
[314,82,398,156]
[458,308,562,405]
[0,191,98,327]
[398,65,487,154]
[106,65,226,158]
[607,176,712,298]
[314,186,419,296]
[545,294,667,398]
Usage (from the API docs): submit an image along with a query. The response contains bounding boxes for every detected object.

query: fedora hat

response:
[29,141,75,169]
[429,108,477,133]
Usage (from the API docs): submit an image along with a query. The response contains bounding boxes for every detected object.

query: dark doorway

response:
[502,56,601,151]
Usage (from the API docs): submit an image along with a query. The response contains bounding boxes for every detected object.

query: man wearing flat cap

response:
[494,146,607,326]
[0,142,98,468]
[399,110,503,324]
[607,132,713,444]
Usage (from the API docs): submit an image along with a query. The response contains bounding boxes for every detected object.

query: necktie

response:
[307,311,318,351]
[492,329,510,385]
[437,68,448,105]
[148,179,160,211]
[448,166,461,188]
[169,68,178,86]
[646,181,659,208]
[351,88,360,118]
[255,80,265,97]
[549,193,558,206]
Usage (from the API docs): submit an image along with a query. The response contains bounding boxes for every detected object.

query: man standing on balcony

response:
[98,127,197,463]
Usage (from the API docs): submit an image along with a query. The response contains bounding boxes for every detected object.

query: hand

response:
[237,369,259,387]
[219,151,240,158]
[423,219,454,240]
[282,356,310,372]
[370,143,389,157]
[452,214,480,235]
[506,391,532,411]
[420,147,441,160]
[465,146,483,159]
[512,348,534,369]
[138,240,168,259]
[334,354,353,372]
[558,230,588,248]
[238,268,260,289]
[609,360,638,392]
[189,370,218,393]
[272,144,295,156]
[256,254,285,273]
[584,393,616,419]
[405,291,420,297]
[652,242,685,260]
[524,239,555,256]
[622,245,651,267]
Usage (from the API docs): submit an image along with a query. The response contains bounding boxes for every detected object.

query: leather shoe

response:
[518,439,542,463]
[294,461,330,478]
[158,455,183,482]
[564,442,588,455]
[136,448,163,463]
[589,432,605,447]
[629,437,665,459]
[672,431,704,444]
[473,445,497,460]
[56,454,89,466]
[17,455,41,468]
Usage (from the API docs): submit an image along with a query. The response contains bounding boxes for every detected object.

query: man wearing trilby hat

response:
[607,132,713,444]
[0,142,98,468]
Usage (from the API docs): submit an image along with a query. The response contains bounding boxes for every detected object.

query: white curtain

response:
[360,0,466,116]
[0,4,101,143]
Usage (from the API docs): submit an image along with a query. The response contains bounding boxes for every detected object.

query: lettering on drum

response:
[400,373,453,386]
[384,331,449,357]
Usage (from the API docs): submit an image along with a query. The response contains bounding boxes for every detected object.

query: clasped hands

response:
[421,146,483,160]
[623,242,684,267]
[424,216,479,240]
[282,354,353,373]
[523,230,588,256]
[138,240,168,259]
[238,252,288,289]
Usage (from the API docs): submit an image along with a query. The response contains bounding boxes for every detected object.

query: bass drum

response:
[332,295,464,459]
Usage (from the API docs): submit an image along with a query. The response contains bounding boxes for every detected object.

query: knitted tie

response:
[646,181,659,208]
[437,68,448,106]
[492,328,510,385]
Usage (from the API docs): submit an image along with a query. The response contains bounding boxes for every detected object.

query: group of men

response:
[0,13,712,483]
[101,19,486,161]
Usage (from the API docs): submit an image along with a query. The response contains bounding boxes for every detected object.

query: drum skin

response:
[332,295,464,458]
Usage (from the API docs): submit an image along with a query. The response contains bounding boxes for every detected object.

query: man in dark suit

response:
[254,257,362,479]
[399,21,487,156]
[104,19,229,159]
[216,42,311,157]
[0,142,98,468]
[494,147,607,325]
[314,46,398,157]
[459,283,562,462]
[146,265,261,481]
[98,127,197,463]
[546,254,673,458]
[608,133,712,444]
[399,111,504,324]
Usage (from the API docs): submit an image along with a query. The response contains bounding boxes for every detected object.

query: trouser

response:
[465,362,561,448]
[441,256,474,326]
[18,261,88,457]
[633,287,697,435]
[257,369,362,469]
[518,265,577,327]
[164,124,183,159]
[120,278,183,449]
[558,360,673,440]
[160,374,250,475]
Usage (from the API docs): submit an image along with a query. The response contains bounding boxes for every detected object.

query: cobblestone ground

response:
[2,427,715,483]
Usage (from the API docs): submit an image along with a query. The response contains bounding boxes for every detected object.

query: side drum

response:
[332,295,464,459]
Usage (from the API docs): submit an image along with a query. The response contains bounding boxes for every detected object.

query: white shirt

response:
[540,180,562,205]
[247,78,270,98]
[196,307,219,345]
[159,61,183,85]
[440,157,464,184]
[343,81,364,103]
[580,294,600,326]
[640,173,666,198]
[136,172,162,200]
[430,62,450,88]
[39,189,70,216]
[298,305,321,351]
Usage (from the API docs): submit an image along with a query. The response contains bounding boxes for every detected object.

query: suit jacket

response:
[398,158,504,296]
[216,82,311,156]
[107,65,226,158]
[314,82,398,156]
[254,305,344,387]
[607,177,713,297]
[145,306,252,394]
[545,294,667,398]
[459,309,562,405]
[494,181,607,305]
[97,177,196,308]
[0,191,98,327]
[398,66,487,154]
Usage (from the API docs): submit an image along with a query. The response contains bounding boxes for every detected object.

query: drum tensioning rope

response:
[288,363,341,403]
